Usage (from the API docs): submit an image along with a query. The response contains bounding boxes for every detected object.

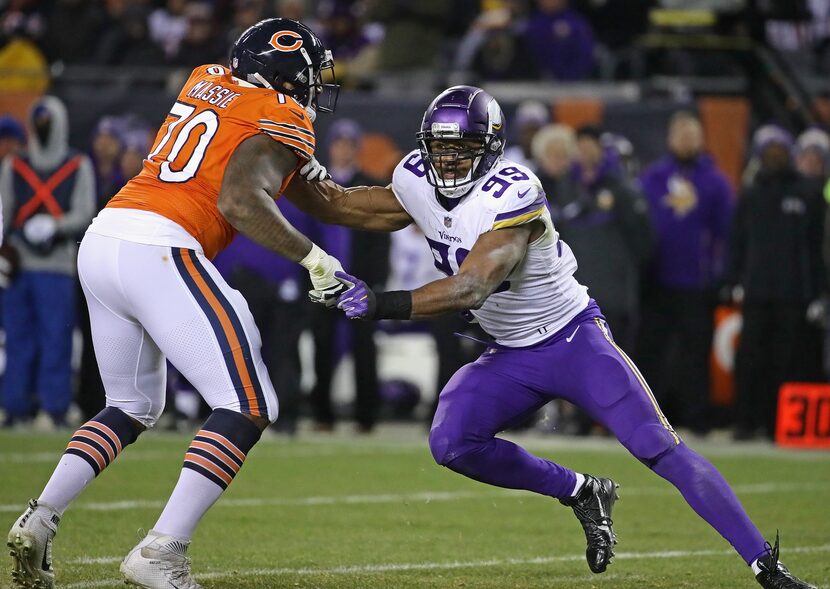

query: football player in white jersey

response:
[285,86,815,589]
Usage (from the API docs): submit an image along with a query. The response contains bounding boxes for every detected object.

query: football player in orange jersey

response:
[7,19,344,589]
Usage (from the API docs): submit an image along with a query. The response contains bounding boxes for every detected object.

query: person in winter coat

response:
[0,96,96,427]
[727,125,826,440]
[638,111,734,435]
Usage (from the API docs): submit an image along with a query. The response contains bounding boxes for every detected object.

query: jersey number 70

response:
[147,101,219,183]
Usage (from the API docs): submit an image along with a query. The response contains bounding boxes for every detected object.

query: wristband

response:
[374,290,412,320]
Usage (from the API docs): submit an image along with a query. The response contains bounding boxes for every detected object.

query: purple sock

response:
[441,438,578,499]
[651,442,768,564]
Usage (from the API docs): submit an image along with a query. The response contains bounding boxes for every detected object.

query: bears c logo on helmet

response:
[269,30,303,52]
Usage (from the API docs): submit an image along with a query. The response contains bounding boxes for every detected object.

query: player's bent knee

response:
[429,422,480,467]
[429,425,454,465]
[264,400,279,425]
[105,399,165,429]
[241,412,271,432]
[622,422,680,466]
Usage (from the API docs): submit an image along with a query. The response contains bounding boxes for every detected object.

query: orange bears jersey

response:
[107,64,315,259]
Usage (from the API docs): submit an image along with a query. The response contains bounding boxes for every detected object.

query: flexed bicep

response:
[283,175,412,232]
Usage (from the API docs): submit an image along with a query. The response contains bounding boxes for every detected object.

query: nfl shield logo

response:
[444,216,452,228]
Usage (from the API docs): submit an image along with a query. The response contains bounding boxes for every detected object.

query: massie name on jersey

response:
[185,78,242,110]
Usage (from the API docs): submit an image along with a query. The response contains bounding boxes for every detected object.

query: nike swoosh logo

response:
[565,325,580,343]
[289,109,305,120]
[517,188,531,199]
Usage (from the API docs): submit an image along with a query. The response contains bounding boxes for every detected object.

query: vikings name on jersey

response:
[392,149,589,347]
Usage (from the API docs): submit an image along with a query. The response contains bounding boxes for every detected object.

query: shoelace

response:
[572,503,614,545]
[760,532,804,589]
[157,545,198,587]
[764,532,781,574]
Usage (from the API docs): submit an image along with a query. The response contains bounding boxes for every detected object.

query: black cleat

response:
[755,533,817,589]
[559,475,619,574]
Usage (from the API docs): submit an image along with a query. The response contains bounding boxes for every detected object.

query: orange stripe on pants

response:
[179,249,261,416]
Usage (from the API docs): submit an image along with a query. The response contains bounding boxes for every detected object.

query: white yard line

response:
[2,481,827,514]
[0,446,424,464]
[0,490,507,514]
[3,427,830,462]
[62,544,830,589]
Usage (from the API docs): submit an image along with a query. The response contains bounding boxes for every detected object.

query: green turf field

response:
[1,428,829,588]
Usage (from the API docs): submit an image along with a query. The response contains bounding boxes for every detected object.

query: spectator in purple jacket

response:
[637,111,734,436]
[523,0,595,80]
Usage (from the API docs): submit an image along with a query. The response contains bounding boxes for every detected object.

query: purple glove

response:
[335,271,377,320]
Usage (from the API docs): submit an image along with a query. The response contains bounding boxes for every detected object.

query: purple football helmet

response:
[416,86,506,198]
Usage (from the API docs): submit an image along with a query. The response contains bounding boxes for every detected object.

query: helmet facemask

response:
[417,125,498,198]
[246,48,339,122]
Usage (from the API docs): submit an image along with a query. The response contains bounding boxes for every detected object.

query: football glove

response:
[301,243,347,308]
[298,157,329,182]
[335,271,376,320]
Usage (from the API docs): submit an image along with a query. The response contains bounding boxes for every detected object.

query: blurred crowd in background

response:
[4,0,830,90]
[2,0,830,442]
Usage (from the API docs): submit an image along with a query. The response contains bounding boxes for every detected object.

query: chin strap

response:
[251,72,273,90]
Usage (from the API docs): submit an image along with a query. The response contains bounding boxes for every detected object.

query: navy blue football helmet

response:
[416,86,506,198]
[230,18,339,120]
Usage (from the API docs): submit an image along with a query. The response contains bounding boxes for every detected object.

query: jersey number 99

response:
[425,237,510,294]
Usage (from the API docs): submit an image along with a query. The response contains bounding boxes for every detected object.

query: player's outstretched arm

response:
[282,175,413,232]
[219,135,347,306]
[219,134,314,261]
[336,224,535,321]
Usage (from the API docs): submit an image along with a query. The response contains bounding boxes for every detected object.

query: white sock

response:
[153,469,224,540]
[751,558,763,576]
[571,472,586,497]
[38,454,96,514]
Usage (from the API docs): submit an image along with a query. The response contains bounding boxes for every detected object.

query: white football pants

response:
[78,232,279,427]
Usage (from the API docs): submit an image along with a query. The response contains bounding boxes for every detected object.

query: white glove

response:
[300,243,347,307]
[22,214,57,246]
[298,157,329,182]
[806,299,826,325]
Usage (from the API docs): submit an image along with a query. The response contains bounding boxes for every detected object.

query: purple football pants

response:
[429,301,768,564]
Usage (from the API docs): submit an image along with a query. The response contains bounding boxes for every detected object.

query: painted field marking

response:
[3,481,828,514]
[62,544,830,589]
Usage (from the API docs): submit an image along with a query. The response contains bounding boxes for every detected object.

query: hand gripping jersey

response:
[107,64,315,259]
[391,150,589,347]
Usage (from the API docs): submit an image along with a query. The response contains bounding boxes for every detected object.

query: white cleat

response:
[7,499,60,589]
[121,531,202,589]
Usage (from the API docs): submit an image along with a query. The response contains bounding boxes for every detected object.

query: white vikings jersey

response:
[387,224,445,292]
[391,150,589,347]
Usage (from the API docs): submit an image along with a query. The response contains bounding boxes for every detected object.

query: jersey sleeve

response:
[485,177,548,231]
[255,100,316,162]
[389,149,423,218]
